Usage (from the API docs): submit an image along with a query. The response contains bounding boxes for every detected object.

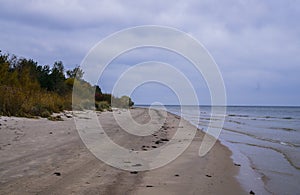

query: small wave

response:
[220,127,300,148]
[228,119,245,125]
[261,116,293,120]
[243,116,295,121]
[228,114,249,117]
[282,117,293,120]
[228,141,300,171]
[264,116,276,119]
[269,127,296,132]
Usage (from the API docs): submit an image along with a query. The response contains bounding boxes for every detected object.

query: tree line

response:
[0,50,134,117]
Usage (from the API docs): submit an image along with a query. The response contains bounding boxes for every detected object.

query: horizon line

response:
[134,104,300,107]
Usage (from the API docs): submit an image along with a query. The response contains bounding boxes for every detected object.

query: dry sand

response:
[0,108,246,194]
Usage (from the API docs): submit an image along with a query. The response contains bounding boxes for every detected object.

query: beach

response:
[0,108,246,194]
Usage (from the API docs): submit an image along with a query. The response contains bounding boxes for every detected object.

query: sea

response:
[136,105,300,194]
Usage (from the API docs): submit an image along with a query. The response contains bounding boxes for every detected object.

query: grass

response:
[0,85,71,117]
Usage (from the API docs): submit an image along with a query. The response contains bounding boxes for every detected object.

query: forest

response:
[0,50,134,118]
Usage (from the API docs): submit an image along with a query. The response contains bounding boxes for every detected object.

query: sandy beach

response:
[0,108,246,194]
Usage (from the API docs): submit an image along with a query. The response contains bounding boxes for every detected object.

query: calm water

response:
[137,105,300,194]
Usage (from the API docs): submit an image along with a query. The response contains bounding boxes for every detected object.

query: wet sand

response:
[0,108,246,194]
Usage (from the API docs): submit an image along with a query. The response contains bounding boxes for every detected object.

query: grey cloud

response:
[0,0,299,105]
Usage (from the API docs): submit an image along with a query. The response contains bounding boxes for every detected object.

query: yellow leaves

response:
[65,78,75,88]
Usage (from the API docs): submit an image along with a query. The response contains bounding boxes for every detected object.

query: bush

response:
[48,115,63,121]
[95,101,110,111]
[40,110,51,118]
[0,51,133,117]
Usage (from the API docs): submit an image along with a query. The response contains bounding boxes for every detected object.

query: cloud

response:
[0,0,299,105]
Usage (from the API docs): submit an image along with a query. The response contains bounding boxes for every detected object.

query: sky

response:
[0,0,299,106]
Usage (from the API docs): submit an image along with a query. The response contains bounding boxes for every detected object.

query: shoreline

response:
[181,116,268,194]
[220,140,270,194]
[0,108,246,194]
[161,110,267,194]
[151,105,269,194]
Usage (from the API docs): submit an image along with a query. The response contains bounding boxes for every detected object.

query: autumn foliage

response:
[0,51,134,117]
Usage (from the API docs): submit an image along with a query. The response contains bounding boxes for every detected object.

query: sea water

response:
[137,105,300,194]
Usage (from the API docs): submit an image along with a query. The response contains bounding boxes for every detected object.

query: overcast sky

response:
[0,0,299,106]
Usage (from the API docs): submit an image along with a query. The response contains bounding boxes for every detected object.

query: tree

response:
[0,52,10,85]
[0,50,135,116]
[95,85,102,94]
[111,95,134,108]
[36,65,51,90]
[49,61,67,95]
[66,66,84,80]
[53,61,64,73]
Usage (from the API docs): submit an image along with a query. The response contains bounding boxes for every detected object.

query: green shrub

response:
[48,115,63,121]
[95,101,110,111]
[0,51,134,117]
[41,110,51,118]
